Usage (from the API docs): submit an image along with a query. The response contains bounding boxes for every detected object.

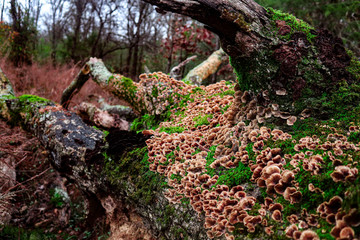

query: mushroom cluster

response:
[140,74,360,239]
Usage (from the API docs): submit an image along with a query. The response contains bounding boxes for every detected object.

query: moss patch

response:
[267,7,316,42]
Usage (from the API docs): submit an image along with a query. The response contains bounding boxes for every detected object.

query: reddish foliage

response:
[162,21,216,61]
[0,58,120,108]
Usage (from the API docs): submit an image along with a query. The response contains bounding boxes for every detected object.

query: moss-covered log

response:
[0,67,214,239]
[143,0,360,122]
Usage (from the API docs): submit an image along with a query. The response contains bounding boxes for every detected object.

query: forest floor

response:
[0,59,114,239]
[0,119,110,239]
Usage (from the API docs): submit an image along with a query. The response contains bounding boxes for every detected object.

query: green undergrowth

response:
[0,226,59,240]
[194,114,213,127]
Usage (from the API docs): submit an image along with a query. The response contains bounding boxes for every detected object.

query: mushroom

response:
[271,209,282,222]
[299,230,320,240]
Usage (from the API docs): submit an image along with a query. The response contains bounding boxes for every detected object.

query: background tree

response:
[9,0,38,66]
[45,0,67,64]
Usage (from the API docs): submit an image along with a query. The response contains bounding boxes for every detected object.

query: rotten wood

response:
[183,48,227,85]
[77,102,130,130]
[169,55,197,80]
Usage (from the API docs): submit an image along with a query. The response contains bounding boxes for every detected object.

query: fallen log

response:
[183,48,227,85]
[0,67,212,239]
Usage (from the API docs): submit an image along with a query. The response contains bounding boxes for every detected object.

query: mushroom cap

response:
[325,196,343,214]
[271,209,282,222]
[299,230,320,240]
[287,116,297,126]
[339,226,355,239]
[285,224,298,238]
[343,208,360,227]
[269,203,284,212]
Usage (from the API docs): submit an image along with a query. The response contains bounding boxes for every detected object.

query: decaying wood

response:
[183,48,227,85]
[61,58,144,112]
[90,95,137,122]
[0,66,106,192]
[169,55,197,80]
[77,102,130,130]
[60,63,92,109]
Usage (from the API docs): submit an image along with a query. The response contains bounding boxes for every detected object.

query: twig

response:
[4,167,51,194]
[169,55,197,80]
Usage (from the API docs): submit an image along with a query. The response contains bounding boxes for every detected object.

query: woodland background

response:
[0,0,359,106]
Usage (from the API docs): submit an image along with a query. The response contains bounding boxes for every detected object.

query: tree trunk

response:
[142,0,360,120]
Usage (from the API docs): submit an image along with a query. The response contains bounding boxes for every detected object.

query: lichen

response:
[220,8,250,32]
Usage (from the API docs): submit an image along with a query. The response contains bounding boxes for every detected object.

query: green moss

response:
[346,50,360,80]
[18,94,51,104]
[131,114,159,133]
[191,87,205,94]
[205,145,217,176]
[170,226,189,240]
[229,49,279,93]
[193,114,213,127]
[0,225,59,240]
[267,8,316,42]
[159,126,185,134]
[215,162,252,189]
[103,146,166,204]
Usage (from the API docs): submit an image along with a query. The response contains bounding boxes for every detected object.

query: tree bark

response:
[142,0,270,58]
